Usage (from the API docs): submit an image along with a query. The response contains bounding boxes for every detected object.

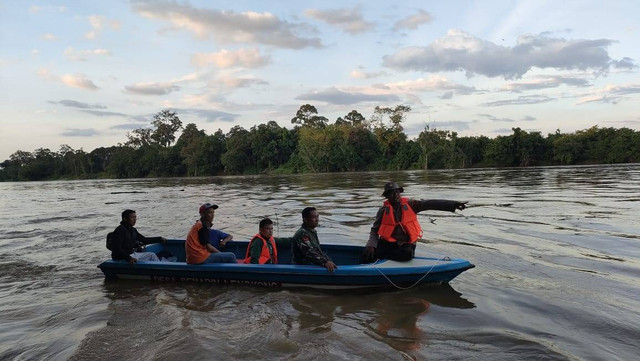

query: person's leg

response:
[204,252,237,263]
[384,243,415,262]
[132,251,159,262]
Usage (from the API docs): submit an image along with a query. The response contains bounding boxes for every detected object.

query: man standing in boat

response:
[361,182,467,263]
[291,207,337,272]
[110,209,167,264]
[185,203,237,264]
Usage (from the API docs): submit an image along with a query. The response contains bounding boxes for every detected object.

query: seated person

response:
[209,227,233,250]
[244,218,290,264]
[110,209,167,265]
[186,203,237,264]
[291,207,337,272]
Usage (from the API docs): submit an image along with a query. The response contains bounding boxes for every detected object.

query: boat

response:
[97,239,475,290]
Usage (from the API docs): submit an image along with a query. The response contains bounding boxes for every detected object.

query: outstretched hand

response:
[456,201,468,211]
[325,261,337,273]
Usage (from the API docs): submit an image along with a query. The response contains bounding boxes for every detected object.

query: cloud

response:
[378,75,477,95]
[477,113,516,122]
[132,0,322,49]
[85,15,120,39]
[218,76,268,88]
[61,128,99,137]
[576,83,640,105]
[383,30,627,79]
[64,47,111,61]
[296,87,400,105]
[60,74,100,90]
[192,48,270,68]
[439,91,453,99]
[393,9,432,30]
[111,123,148,130]
[124,82,181,95]
[42,33,57,41]
[176,108,239,122]
[523,115,537,121]
[502,75,590,92]
[82,110,128,117]
[49,99,106,109]
[429,121,472,131]
[304,7,374,34]
[611,57,635,69]
[350,70,386,79]
[481,95,555,107]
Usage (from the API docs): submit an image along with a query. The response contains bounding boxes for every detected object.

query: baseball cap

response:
[199,203,219,214]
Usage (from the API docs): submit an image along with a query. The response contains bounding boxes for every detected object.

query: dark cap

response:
[199,203,218,214]
[382,182,404,196]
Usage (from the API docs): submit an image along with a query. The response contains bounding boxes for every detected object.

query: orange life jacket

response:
[244,233,278,264]
[377,197,423,243]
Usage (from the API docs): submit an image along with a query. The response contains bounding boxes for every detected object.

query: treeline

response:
[2,105,640,181]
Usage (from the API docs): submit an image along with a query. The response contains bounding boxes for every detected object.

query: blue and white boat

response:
[97,239,474,290]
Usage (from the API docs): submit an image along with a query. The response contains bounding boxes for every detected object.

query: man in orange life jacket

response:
[244,218,291,264]
[361,182,467,263]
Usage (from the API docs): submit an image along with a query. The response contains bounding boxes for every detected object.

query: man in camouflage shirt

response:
[291,207,337,273]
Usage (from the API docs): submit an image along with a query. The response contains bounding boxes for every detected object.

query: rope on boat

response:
[371,256,450,290]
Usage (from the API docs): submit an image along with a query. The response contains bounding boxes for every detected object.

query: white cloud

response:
[378,75,477,95]
[393,9,432,30]
[383,30,632,79]
[305,7,375,34]
[132,0,322,49]
[192,48,270,68]
[350,70,386,79]
[296,87,400,105]
[85,15,120,40]
[60,74,100,90]
[481,95,554,107]
[575,83,640,105]
[501,75,590,92]
[124,82,181,95]
[42,33,57,41]
[64,47,111,61]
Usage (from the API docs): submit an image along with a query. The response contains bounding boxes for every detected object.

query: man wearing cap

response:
[361,182,467,263]
[110,209,167,265]
[185,203,237,264]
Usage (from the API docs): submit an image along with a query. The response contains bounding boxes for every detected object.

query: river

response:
[0,165,638,360]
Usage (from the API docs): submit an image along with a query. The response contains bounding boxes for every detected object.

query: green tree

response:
[151,109,183,147]
[291,104,328,128]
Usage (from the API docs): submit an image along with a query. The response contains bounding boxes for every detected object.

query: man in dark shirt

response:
[361,182,467,263]
[291,207,337,272]
[110,209,166,265]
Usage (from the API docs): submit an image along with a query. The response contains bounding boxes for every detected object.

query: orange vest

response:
[185,220,210,264]
[377,197,423,243]
[244,233,278,264]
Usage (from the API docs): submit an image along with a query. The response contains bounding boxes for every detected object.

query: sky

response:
[1,0,639,161]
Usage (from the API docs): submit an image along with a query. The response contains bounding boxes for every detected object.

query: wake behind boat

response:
[97,239,474,290]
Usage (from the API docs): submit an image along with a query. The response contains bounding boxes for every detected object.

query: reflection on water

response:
[1,165,640,360]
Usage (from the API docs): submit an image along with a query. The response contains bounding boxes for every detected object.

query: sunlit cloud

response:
[393,9,432,30]
[132,0,322,49]
[64,47,111,61]
[384,30,633,79]
[192,48,270,68]
[85,15,120,40]
[378,75,477,95]
[60,74,100,90]
[305,7,374,34]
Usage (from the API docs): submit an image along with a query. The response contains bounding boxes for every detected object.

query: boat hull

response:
[98,240,474,290]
